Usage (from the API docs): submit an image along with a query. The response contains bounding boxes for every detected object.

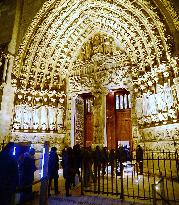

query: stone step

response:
[49,196,150,205]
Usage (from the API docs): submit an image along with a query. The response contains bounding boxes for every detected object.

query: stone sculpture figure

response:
[142,93,148,116]
[57,108,64,129]
[14,105,23,129]
[41,106,48,130]
[156,84,167,111]
[164,83,173,110]
[23,105,31,129]
[48,106,57,130]
[33,106,40,129]
[148,93,157,115]
[135,97,143,119]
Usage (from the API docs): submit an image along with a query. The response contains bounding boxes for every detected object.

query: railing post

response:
[120,161,124,200]
[160,177,165,205]
[81,158,84,195]
[176,151,179,180]
[39,141,49,205]
[152,184,156,205]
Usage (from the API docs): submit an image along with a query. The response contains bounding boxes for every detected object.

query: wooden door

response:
[106,89,132,149]
[84,112,93,147]
[115,110,132,146]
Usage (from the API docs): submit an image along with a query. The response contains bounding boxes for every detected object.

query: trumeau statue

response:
[148,92,157,115]
[135,97,143,118]
[41,106,48,130]
[156,84,167,111]
[48,106,57,130]
[164,83,173,110]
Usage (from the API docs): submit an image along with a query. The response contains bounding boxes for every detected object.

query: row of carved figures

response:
[135,83,178,125]
[13,104,64,130]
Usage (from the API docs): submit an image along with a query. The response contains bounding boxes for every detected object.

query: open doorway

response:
[74,94,94,147]
[106,89,132,150]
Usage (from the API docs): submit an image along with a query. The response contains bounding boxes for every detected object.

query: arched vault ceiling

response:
[13,0,176,90]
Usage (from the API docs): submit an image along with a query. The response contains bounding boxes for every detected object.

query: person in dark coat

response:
[109,149,115,178]
[116,145,126,176]
[73,144,82,186]
[61,147,74,196]
[19,148,37,204]
[48,147,59,196]
[83,146,94,187]
[136,145,143,174]
[0,142,19,205]
[93,145,102,182]
[101,146,108,175]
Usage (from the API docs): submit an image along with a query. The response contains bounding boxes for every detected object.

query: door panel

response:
[116,110,131,143]
[106,92,132,149]
[84,113,93,147]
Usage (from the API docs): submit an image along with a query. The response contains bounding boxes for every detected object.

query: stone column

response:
[103,94,107,147]
[92,88,108,147]
[0,81,16,138]
[0,0,22,140]
[70,93,78,147]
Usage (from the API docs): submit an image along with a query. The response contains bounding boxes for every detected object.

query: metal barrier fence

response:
[81,150,179,204]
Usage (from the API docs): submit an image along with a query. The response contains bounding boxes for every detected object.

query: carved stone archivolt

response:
[13,0,175,83]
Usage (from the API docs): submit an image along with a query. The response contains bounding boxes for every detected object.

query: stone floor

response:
[48,195,148,205]
[29,172,150,205]
[25,168,178,205]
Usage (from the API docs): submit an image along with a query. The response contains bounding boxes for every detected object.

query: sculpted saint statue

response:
[164,83,173,110]
[142,93,148,116]
[156,84,167,111]
[176,84,179,101]
[33,105,41,129]
[14,105,23,129]
[57,108,64,128]
[23,105,32,129]
[41,106,48,130]
[135,97,143,118]
[48,106,57,130]
[148,93,157,115]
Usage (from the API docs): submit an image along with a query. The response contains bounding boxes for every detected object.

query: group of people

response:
[0,142,36,205]
[0,142,144,205]
[54,144,143,196]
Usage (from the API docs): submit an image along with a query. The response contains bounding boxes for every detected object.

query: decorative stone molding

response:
[140,123,179,152]
[10,131,66,153]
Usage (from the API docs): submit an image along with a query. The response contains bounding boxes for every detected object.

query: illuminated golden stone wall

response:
[0,0,178,151]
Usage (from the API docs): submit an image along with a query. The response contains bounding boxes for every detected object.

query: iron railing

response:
[81,150,179,204]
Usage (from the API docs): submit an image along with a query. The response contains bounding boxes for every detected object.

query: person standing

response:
[93,145,102,182]
[136,145,143,175]
[0,142,19,205]
[20,148,37,204]
[48,147,60,196]
[61,147,74,196]
[73,144,82,186]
